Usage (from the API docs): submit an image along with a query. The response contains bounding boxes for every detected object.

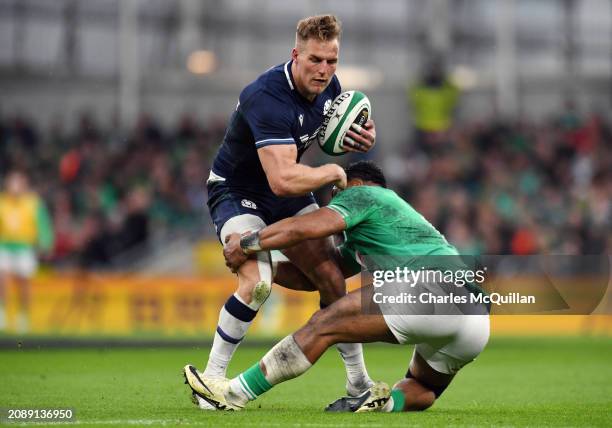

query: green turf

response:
[1,337,611,427]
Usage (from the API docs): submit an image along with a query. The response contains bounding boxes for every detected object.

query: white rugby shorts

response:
[0,247,38,278]
[378,278,490,375]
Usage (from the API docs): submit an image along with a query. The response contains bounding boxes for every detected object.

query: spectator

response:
[408,56,459,153]
[0,170,53,332]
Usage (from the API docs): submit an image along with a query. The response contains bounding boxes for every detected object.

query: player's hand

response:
[331,164,347,189]
[342,119,376,153]
[223,233,248,273]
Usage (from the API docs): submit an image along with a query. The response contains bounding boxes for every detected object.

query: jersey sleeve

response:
[240,91,296,149]
[326,187,377,229]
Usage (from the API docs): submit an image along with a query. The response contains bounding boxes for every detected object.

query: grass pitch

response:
[1,336,611,427]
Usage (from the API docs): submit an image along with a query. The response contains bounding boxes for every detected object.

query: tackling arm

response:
[244,207,346,252]
[223,208,346,272]
[258,145,346,197]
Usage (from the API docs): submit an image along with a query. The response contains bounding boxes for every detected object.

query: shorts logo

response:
[241,199,257,210]
[323,99,331,115]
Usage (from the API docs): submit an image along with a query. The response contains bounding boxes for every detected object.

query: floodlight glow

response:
[187,50,217,75]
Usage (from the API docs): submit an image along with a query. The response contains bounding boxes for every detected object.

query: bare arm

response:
[223,208,346,271]
[258,144,346,197]
[249,207,345,251]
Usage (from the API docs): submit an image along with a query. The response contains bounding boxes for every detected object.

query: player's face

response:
[292,38,339,100]
[6,173,27,195]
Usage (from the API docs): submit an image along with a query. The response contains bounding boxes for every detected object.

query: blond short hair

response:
[296,14,342,45]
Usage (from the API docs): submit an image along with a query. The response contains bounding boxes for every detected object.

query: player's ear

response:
[291,47,299,61]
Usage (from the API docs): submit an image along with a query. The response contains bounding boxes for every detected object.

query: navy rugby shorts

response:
[206,180,316,241]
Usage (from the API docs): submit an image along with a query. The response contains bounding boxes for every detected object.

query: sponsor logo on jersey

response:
[298,127,321,152]
[241,199,257,210]
[323,99,332,115]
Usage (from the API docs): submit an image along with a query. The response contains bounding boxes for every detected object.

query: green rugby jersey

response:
[326,185,462,272]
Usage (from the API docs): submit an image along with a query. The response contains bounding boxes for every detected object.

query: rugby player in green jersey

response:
[184,160,489,412]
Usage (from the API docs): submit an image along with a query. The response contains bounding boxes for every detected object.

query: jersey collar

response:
[284,60,295,91]
[285,59,320,104]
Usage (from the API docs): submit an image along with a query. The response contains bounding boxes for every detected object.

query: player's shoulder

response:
[339,186,399,213]
[240,62,294,106]
[342,185,389,198]
[31,193,45,205]
[331,185,387,207]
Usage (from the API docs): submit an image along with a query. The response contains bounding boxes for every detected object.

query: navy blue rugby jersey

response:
[210,60,341,193]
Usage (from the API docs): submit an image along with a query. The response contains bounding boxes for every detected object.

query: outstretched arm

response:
[223,208,346,271]
[243,207,345,251]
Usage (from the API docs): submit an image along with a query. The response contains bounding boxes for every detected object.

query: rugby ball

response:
[318,91,371,156]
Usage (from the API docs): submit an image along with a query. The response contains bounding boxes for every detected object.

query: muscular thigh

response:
[282,237,346,303]
[278,201,346,303]
[281,235,337,276]
[274,262,317,292]
[296,286,398,346]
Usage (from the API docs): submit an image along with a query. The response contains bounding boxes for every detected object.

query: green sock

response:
[391,389,406,412]
[236,362,273,400]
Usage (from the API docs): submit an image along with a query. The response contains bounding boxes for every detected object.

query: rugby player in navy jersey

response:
[186,15,377,409]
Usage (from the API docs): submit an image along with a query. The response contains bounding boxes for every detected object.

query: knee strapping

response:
[247,251,272,310]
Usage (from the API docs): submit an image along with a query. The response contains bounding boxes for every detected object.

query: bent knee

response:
[392,378,437,412]
[411,393,435,411]
[312,265,346,302]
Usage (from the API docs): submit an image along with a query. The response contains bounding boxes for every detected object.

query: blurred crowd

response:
[0,107,610,272]
[0,113,225,268]
[385,108,611,255]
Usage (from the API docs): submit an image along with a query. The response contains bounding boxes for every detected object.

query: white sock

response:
[229,375,251,403]
[336,342,373,393]
[204,294,258,377]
